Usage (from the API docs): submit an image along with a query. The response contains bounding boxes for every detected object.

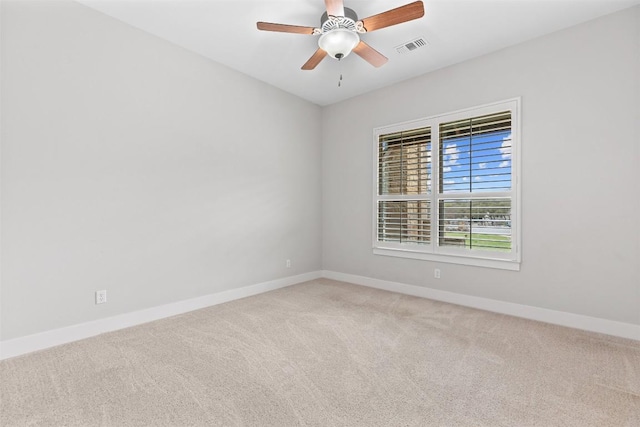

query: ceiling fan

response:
[257,0,425,70]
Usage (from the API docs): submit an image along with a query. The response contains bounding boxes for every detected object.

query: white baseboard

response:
[0,271,322,360]
[3,269,637,360]
[322,270,640,341]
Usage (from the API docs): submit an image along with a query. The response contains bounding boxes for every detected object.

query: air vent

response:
[395,38,428,54]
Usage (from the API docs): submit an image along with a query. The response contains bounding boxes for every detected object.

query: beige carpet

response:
[1,279,639,426]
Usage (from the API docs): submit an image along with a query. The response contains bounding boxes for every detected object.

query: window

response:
[373,99,520,270]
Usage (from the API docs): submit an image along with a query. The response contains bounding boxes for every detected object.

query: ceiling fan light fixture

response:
[257,1,425,70]
[318,29,360,59]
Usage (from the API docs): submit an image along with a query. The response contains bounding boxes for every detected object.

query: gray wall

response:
[322,6,640,325]
[2,2,639,343]
[0,0,322,340]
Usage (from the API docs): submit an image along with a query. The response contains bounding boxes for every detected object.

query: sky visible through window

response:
[441,130,512,193]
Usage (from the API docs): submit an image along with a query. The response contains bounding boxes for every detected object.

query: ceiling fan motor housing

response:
[320,7,359,31]
[319,7,361,59]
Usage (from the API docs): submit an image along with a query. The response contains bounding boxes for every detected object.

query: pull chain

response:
[337,58,344,88]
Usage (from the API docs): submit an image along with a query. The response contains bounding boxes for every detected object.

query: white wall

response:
[0,0,322,340]
[1,1,638,346]
[322,6,640,325]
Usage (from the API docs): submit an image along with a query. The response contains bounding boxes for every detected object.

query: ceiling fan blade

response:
[360,1,425,32]
[302,48,328,70]
[324,0,344,17]
[257,22,316,35]
[353,41,388,68]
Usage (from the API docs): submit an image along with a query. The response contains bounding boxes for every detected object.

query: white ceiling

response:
[77,0,640,106]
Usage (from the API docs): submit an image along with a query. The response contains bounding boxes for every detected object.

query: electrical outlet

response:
[286,259,291,268]
[95,290,107,304]
[434,269,441,279]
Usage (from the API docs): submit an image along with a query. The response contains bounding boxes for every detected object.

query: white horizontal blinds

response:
[438,111,513,252]
[377,201,431,243]
[378,127,431,195]
[438,199,512,251]
[377,126,432,244]
[440,111,512,193]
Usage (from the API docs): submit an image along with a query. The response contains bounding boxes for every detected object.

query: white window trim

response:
[372,98,522,271]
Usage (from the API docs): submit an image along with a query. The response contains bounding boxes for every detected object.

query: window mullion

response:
[432,123,440,253]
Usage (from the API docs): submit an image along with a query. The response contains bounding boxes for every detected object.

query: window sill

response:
[373,247,520,271]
